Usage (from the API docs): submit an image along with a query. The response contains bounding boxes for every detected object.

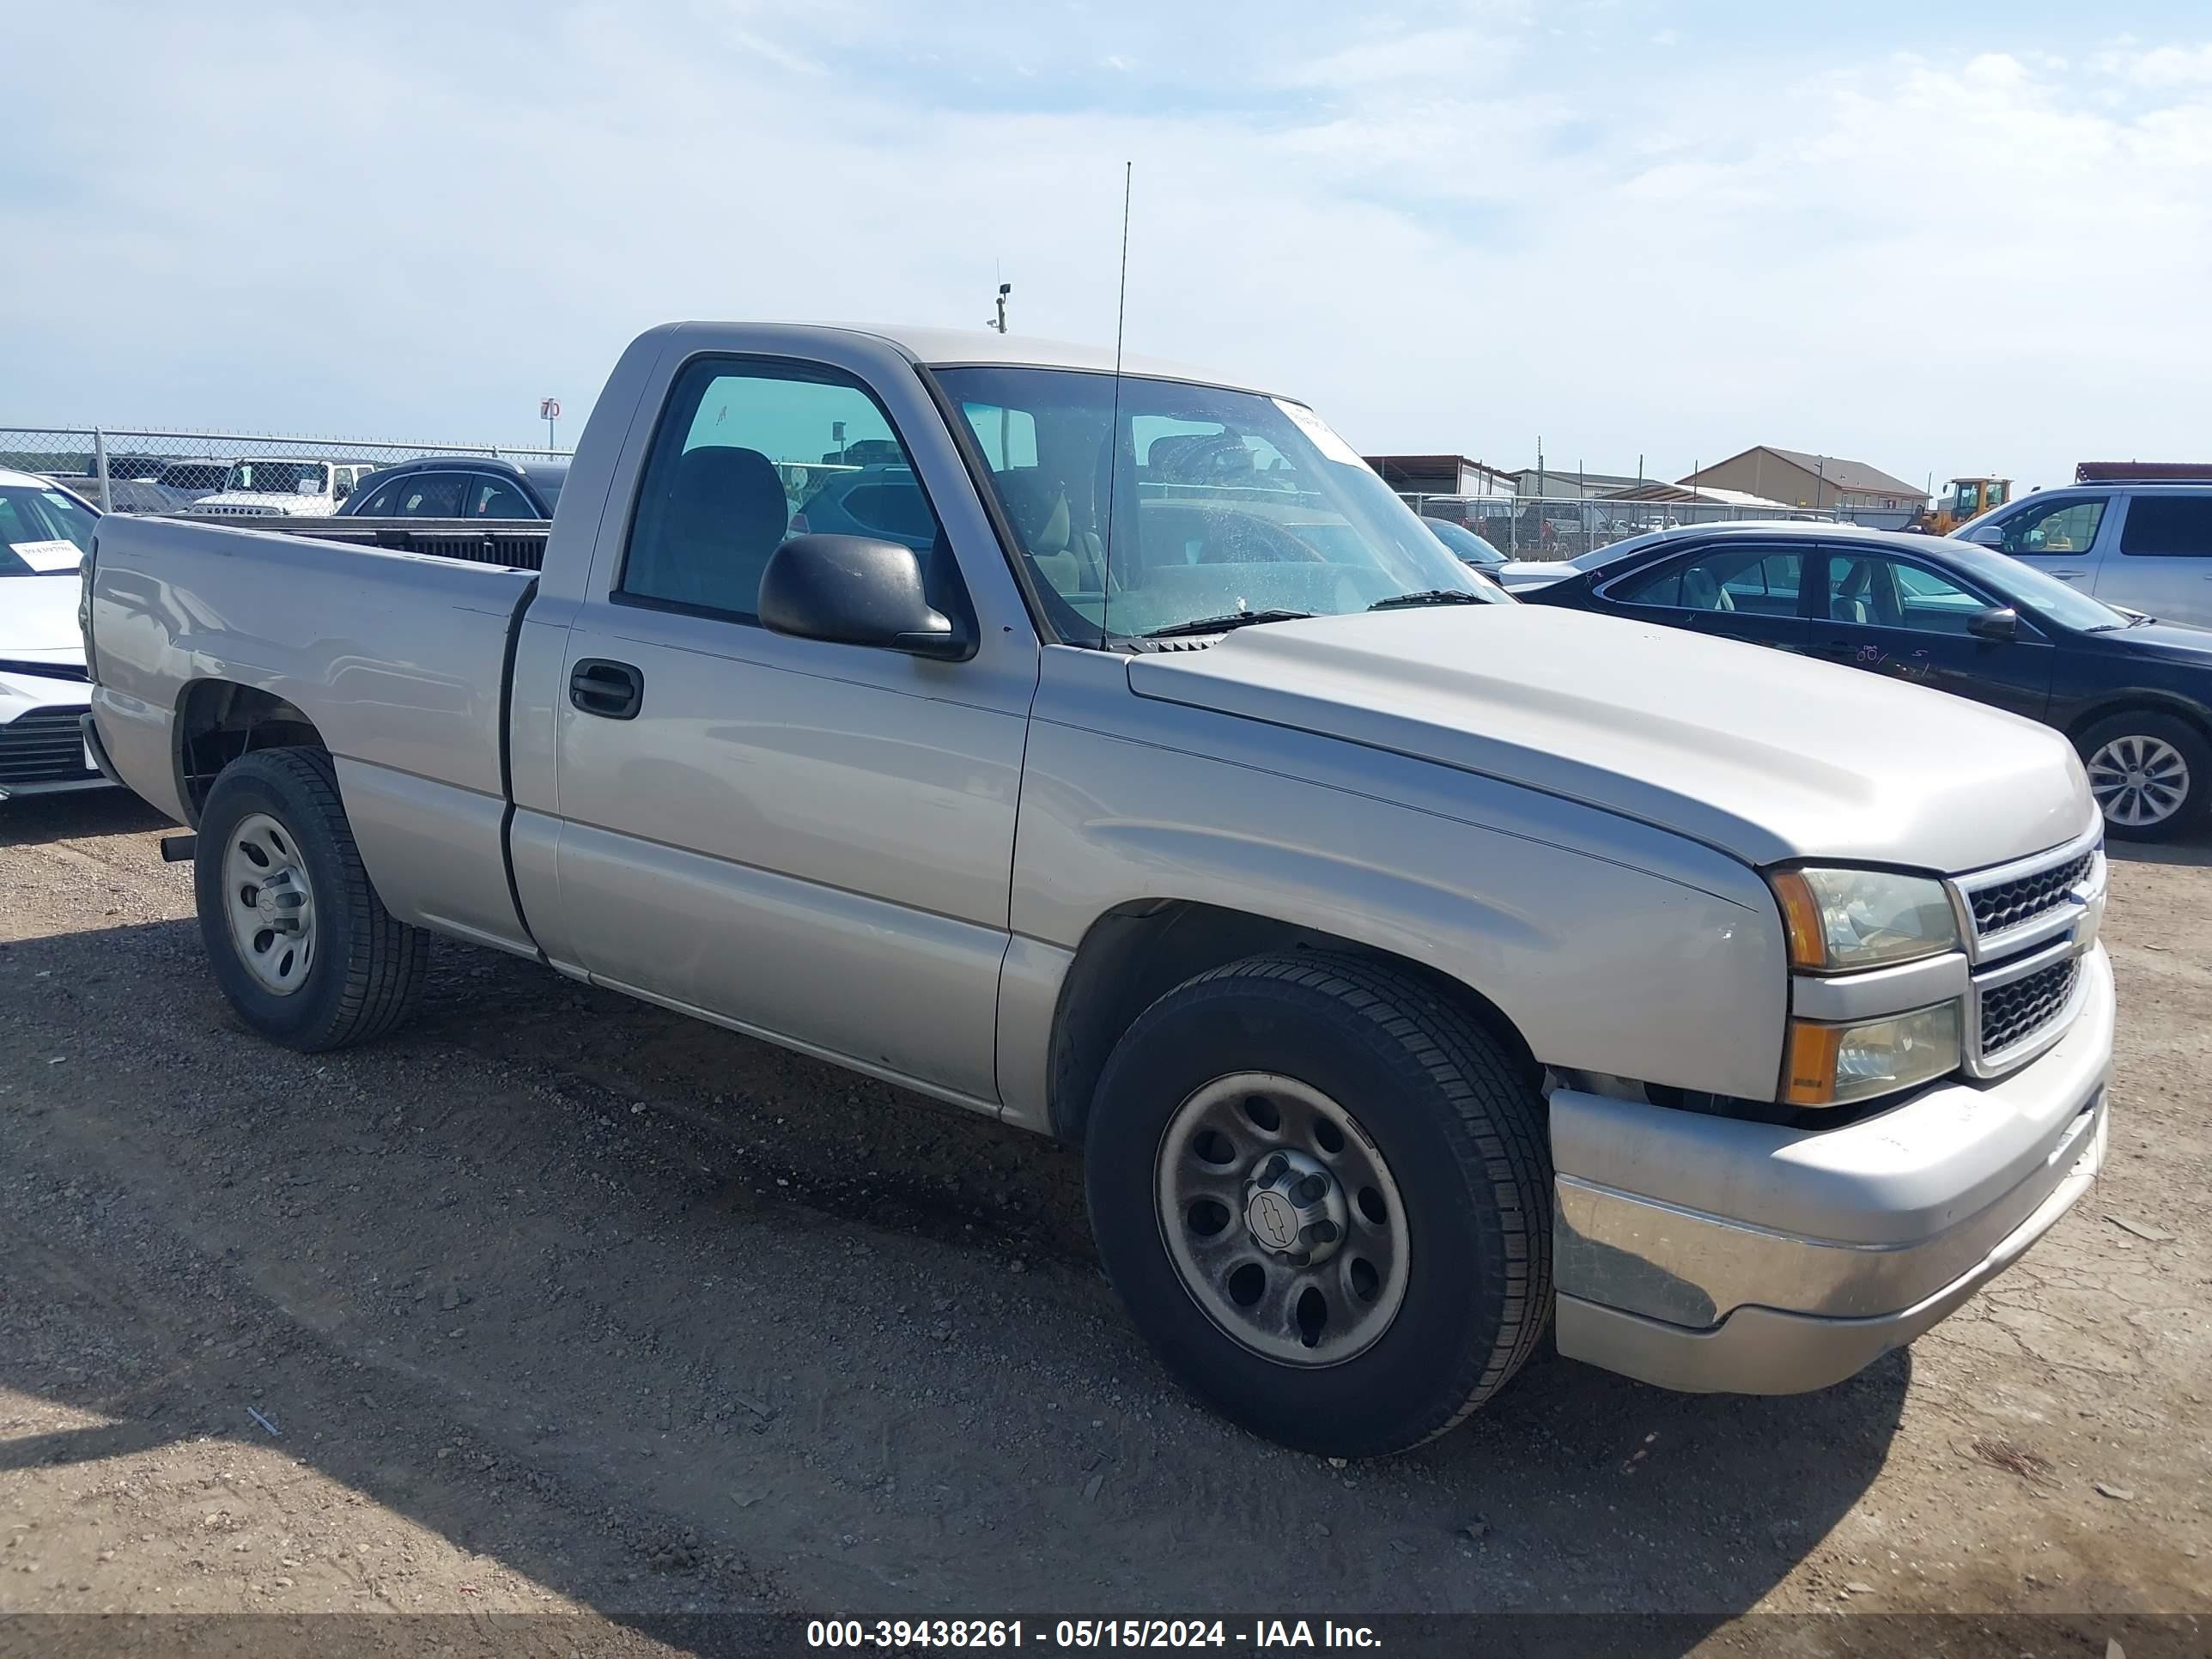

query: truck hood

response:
[187,493,325,515]
[2,575,85,657]
[1127,606,2094,872]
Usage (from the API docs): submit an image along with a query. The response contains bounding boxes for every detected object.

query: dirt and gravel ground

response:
[1,790,2206,1653]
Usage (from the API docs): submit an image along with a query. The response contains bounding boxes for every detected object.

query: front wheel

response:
[1085,953,1553,1457]
[194,747,428,1050]
[2076,711,2212,842]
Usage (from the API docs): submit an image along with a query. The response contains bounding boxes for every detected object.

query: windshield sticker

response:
[1271,399,1365,469]
[9,539,82,572]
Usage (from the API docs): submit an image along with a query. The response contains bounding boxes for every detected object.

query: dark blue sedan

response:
[1504,520,2212,840]
[343,456,566,520]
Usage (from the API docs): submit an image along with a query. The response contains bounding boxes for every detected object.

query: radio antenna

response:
[1099,161,1133,647]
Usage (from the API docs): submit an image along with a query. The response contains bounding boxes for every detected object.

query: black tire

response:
[1085,952,1553,1458]
[2074,710,2212,842]
[194,747,428,1050]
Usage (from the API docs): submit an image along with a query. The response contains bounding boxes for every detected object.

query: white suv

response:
[1956,483,2212,628]
[185,459,378,519]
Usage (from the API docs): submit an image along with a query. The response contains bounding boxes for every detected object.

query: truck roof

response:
[672,322,1278,398]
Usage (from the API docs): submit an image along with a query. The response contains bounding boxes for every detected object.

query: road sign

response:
[539,398,562,421]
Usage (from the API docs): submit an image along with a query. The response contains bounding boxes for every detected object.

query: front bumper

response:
[1549,943,2113,1394]
[0,688,112,801]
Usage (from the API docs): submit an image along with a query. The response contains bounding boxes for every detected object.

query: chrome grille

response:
[1971,849,2095,939]
[0,707,96,785]
[1978,956,2080,1060]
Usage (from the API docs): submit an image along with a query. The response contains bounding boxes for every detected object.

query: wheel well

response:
[2066,697,2212,749]
[1045,899,1537,1145]
[174,681,327,825]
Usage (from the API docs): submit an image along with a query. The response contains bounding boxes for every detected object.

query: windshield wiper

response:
[1368,589,1489,611]
[1143,608,1314,639]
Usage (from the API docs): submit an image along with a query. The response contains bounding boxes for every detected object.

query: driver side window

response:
[1825,555,1985,634]
[622,357,944,624]
[2000,497,2106,556]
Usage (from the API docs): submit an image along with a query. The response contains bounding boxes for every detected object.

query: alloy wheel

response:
[2087,734,2190,829]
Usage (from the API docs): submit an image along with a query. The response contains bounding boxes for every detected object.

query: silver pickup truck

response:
[82,323,2114,1456]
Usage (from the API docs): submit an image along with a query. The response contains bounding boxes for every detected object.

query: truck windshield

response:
[0,484,96,574]
[224,461,328,495]
[933,367,1490,643]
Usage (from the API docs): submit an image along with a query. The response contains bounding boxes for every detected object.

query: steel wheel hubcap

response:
[1157,1073,1409,1367]
[2087,735,2190,827]
[223,811,317,994]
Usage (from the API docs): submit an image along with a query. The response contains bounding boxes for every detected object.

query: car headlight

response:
[1784,1002,1962,1108]
[1768,866,1960,972]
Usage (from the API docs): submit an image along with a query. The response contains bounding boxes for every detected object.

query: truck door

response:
[546,348,1039,1107]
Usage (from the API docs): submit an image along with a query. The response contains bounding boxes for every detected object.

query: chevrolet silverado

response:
[82,323,2114,1455]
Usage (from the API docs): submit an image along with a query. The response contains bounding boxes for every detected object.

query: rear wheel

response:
[2076,711,2211,842]
[1085,952,1553,1457]
[194,748,428,1049]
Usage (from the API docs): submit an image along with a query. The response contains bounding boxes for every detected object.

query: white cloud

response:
[1275,23,1510,90]
[4,6,2210,495]
[2114,43,2212,84]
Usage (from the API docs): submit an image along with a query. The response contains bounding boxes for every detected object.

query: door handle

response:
[2048,570,2087,580]
[568,658,644,720]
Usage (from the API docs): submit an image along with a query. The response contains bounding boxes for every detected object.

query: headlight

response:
[1769,866,1960,972]
[1784,1002,1961,1108]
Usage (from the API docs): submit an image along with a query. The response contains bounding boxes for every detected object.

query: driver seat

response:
[996,470,1104,594]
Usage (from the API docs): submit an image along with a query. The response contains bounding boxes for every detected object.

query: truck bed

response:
[87,512,539,953]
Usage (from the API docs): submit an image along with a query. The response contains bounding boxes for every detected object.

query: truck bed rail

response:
[161,514,550,571]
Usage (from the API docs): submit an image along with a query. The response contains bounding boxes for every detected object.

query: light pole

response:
[991,282,1011,334]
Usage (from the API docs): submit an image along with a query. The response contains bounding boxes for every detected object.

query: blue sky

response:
[8,3,2212,492]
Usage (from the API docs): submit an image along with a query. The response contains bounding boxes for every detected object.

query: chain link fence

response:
[1398,493,1863,562]
[0,426,573,515]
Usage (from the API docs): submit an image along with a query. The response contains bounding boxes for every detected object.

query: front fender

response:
[1008,703,1788,1109]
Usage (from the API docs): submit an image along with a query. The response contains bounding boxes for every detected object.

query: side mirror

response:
[1967,605,2018,641]
[1964,524,2004,547]
[758,534,970,660]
